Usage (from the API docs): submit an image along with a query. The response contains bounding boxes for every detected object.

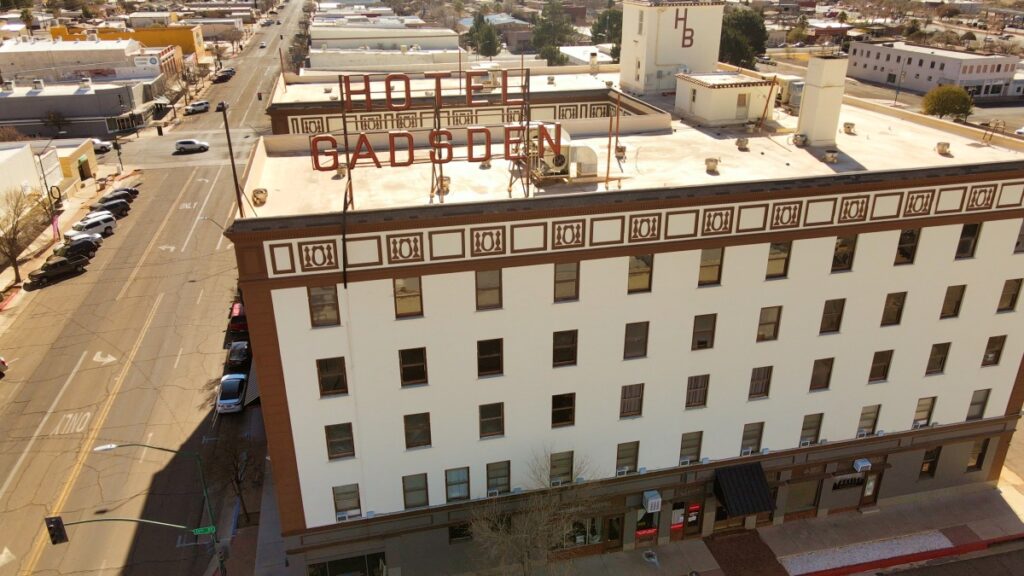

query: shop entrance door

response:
[602,516,622,552]
[860,472,881,507]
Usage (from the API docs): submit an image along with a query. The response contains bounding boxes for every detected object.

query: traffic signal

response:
[112,141,121,151]
[45,516,68,545]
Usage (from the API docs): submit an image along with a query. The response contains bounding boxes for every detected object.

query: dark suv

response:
[89,199,130,218]
[53,236,100,259]
[224,340,251,373]
[98,190,135,204]
[29,255,89,285]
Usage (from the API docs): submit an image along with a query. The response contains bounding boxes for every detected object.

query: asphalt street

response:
[0,1,300,574]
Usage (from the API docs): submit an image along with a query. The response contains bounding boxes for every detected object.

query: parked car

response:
[220,68,237,77]
[216,373,248,413]
[175,139,209,153]
[98,190,135,204]
[53,236,100,259]
[259,41,267,48]
[29,255,89,285]
[1015,126,1024,136]
[227,302,248,333]
[276,20,282,24]
[91,138,113,153]
[63,230,103,245]
[224,340,252,372]
[71,213,117,236]
[756,55,776,65]
[89,198,130,218]
[213,73,232,84]
[0,356,7,378]
[185,101,210,114]
[112,186,140,197]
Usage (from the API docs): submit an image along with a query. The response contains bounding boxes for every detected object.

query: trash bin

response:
[157,125,164,136]
[257,92,263,101]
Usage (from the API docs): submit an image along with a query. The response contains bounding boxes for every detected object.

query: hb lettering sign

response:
[674,8,695,48]
[308,70,564,171]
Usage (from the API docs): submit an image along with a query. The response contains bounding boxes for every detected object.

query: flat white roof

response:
[0,38,136,52]
[559,46,614,63]
[0,81,125,96]
[677,72,772,87]
[858,40,1016,61]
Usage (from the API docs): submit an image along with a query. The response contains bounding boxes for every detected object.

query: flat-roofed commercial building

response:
[227,57,1024,574]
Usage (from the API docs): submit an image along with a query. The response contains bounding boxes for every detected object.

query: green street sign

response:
[192,525,216,535]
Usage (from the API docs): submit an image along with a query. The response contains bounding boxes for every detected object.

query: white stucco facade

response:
[674,73,776,125]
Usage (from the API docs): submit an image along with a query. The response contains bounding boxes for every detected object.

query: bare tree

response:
[207,431,259,525]
[0,188,37,284]
[42,111,69,134]
[221,28,244,53]
[0,126,29,142]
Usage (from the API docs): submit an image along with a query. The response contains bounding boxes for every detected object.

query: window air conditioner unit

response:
[818,438,828,445]
[930,422,939,428]
[700,457,710,465]
[741,448,753,456]
[875,430,885,436]
[679,457,691,466]
[638,467,647,474]
[511,487,523,494]
[487,489,500,497]
[856,429,870,438]
[576,476,585,484]
[550,479,566,487]
[912,421,927,430]
[365,511,375,518]
[616,466,630,476]
[853,458,872,473]
[336,511,349,522]
[799,440,812,447]
[761,448,770,455]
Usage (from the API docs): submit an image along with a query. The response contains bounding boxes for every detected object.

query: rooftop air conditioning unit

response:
[486,489,500,497]
[79,77,92,89]
[615,466,630,477]
[32,79,45,90]
[323,86,332,93]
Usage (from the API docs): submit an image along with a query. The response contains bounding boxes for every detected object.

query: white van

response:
[71,213,117,236]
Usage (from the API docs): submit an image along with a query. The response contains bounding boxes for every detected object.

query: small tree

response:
[19,7,33,29]
[477,23,500,59]
[837,11,848,23]
[208,432,258,525]
[590,7,622,50]
[532,0,577,57]
[787,24,808,44]
[922,84,973,120]
[961,31,976,43]
[0,189,35,284]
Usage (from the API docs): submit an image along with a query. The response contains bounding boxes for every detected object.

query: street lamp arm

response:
[64,517,192,531]
[94,443,196,457]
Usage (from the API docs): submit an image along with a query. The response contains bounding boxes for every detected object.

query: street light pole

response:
[218,102,246,218]
[36,130,67,238]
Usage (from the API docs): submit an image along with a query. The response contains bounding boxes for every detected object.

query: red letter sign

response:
[385,73,411,111]
[467,127,491,162]
[465,71,488,107]
[388,132,414,166]
[429,130,453,164]
[310,135,339,171]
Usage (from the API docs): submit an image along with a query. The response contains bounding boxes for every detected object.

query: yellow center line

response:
[20,292,165,575]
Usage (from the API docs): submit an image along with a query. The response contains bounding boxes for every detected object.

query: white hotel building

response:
[226,4,1024,575]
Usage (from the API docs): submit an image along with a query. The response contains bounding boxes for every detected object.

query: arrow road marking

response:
[0,546,15,568]
[158,245,177,252]
[93,352,116,365]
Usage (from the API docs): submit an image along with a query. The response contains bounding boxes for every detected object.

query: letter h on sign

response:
[675,8,694,48]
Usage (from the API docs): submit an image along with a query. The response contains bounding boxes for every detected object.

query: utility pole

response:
[217,102,246,218]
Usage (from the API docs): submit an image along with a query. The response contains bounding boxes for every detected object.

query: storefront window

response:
[636,511,660,545]
[561,518,603,547]
[670,501,703,539]
[784,479,821,514]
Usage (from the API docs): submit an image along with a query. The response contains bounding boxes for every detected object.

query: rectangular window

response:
[940,285,966,318]
[1015,220,1024,253]
[832,235,857,272]
[914,397,936,427]
[325,423,354,459]
[920,447,941,478]
[550,451,574,485]
[819,298,845,334]
[766,241,792,279]
[445,467,470,502]
[982,335,1006,366]
[881,292,907,326]
[628,255,654,293]
[998,279,1022,312]
[402,473,428,509]
[894,229,920,265]
[809,358,834,391]
[486,461,511,495]
[623,321,650,359]
[477,338,503,377]
[332,484,361,520]
[686,374,709,408]
[967,389,990,421]
[479,402,504,437]
[956,223,981,259]
[748,366,772,399]
[308,285,341,327]
[926,343,951,374]
[616,441,640,474]
[691,314,716,350]
[637,10,643,34]
[554,262,580,302]
[552,393,576,427]
[800,413,823,445]
[404,412,431,448]
[698,247,724,286]
[966,439,989,471]
[741,422,764,454]
[317,357,348,396]
[476,270,502,310]
[858,405,880,436]
[757,306,782,341]
[552,330,578,366]
[448,523,472,543]
[869,350,893,382]
[940,62,945,70]
[393,277,422,318]
[930,60,935,68]
[619,383,644,418]
[399,347,428,386]
[679,431,703,464]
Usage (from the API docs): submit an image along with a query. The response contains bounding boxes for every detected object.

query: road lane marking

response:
[116,168,199,301]
[180,166,224,253]
[0,547,14,568]
[137,433,153,463]
[196,288,204,305]
[0,351,87,503]
[173,347,183,369]
[22,293,165,574]
[92,352,116,365]
[215,202,235,252]
[50,412,91,436]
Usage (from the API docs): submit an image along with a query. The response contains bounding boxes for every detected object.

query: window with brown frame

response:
[881,292,907,326]
[766,241,791,279]
[317,357,348,396]
[393,277,422,318]
[832,235,857,272]
[402,473,428,509]
[998,279,1022,312]
[553,330,578,366]
[679,431,702,464]
[404,413,431,448]
[445,467,470,502]
[869,350,893,382]
[399,347,428,386]
[550,451,574,485]
[487,461,511,494]
[308,285,341,327]
[913,396,936,427]
[332,484,361,519]
[858,405,880,436]
[982,335,1006,366]
[616,441,639,473]
[691,314,716,350]
[479,402,505,437]
[627,255,653,293]
[819,298,845,334]
[552,393,575,427]
[476,269,502,310]
[619,383,644,418]
[325,423,354,459]
[966,439,989,471]
[920,446,941,478]
[757,306,782,341]
[686,374,709,408]
[748,366,772,399]
[799,413,823,445]
[698,247,724,286]
[894,228,920,265]
[966,389,989,421]
[809,358,834,391]
[554,262,580,302]
[623,321,650,359]
[477,339,503,376]
[926,343,951,374]
[940,285,966,318]
[741,422,764,454]
[956,223,981,259]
